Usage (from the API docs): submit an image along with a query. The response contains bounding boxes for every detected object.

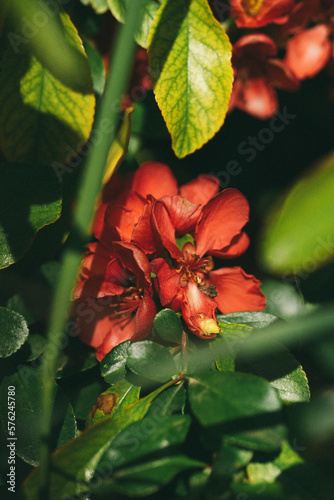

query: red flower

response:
[95,162,220,252]
[151,189,266,339]
[284,24,332,79]
[230,34,299,120]
[231,0,294,28]
[73,241,156,361]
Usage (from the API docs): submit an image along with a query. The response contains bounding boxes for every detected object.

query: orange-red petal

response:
[180,175,220,205]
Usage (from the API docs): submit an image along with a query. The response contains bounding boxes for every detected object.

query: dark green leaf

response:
[187,371,282,427]
[209,440,253,482]
[0,163,62,268]
[209,324,251,372]
[84,40,106,96]
[154,309,183,344]
[24,334,47,362]
[94,455,205,497]
[127,340,178,382]
[55,339,98,379]
[217,311,278,329]
[227,424,287,453]
[0,366,75,466]
[0,307,29,358]
[146,383,186,418]
[81,0,109,13]
[100,340,130,385]
[97,414,191,474]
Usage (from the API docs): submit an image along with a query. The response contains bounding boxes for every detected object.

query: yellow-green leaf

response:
[148,0,233,158]
[0,11,95,165]
[260,152,334,275]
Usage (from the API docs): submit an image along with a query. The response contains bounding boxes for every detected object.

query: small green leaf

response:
[0,11,95,165]
[127,340,178,382]
[95,455,205,497]
[0,163,62,268]
[84,40,106,96]
[176,233,195,251]
[0,307,29,358]
[260,152,334,275]
[187,371,282,427]
[100,340,130,385]
[154,309,183,344]
[81,0,109,13]
[148,0,233,158]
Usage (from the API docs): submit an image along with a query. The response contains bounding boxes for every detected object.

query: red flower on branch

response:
[151,189,266,339]
[231,0,294,28]
[73,241,156,361]
[230,34,299,119]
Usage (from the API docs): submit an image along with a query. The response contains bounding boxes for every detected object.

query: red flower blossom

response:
[95,162,220,252]
[230,34,299,119]
[73,241,156,361]
[284,24,332,79]
[231,0,294,28]
[151,189,266,339]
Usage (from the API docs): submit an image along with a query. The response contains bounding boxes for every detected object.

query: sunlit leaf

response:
[0,11,95,165]
[260,152,334,275]
[148,0,233,158]
[0,163,62,268]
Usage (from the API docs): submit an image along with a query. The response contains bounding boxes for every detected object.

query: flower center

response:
[109,286,143,318]
[241,0,263,16]
[176,242,217,297]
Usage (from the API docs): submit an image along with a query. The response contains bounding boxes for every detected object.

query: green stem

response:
[38,2,146,498]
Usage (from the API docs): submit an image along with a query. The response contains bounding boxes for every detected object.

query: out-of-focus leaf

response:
[154,308,183,344]
[260,152,334,275]
[261,279,306,319]
[227,424,287,453]
[127,340,178,383]
[209,323,251,372]
[187,371,282,427]
[0,163,62,268]
[0,307,29,358]
[0,11,95,165]
[146,383,186,418]
[81,0,109,14]
[84,40,106,96]
[148,0,233,158]
[0,366,76,466]
[217,311,278,329]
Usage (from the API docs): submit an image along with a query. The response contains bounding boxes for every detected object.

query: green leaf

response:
[217,311,278,329]
[107,0,158,48]
[100,340,130,385]
[0,11,95,165]
[148,0,233,158]
[146,383,186,418]
[0,367,76,466]
[127,340,178,383]
[81,0,109,13]
[0,307,29,358]
[94,455,205,497]
[55,339,98,379]
[260,152,334,275]
[242,346,310,404]
[84,40,106,96]
[23,379,179,498]
[154,308,183,344]
[261,279,307,319]
[209,441,253,482]
[187,371,282,427]
[226,424,287,453]
[247,440,303,484]
[0,163,62,268]
[97,414,191,475]
[209,323,252,372]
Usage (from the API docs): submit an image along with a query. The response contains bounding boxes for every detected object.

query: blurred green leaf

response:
[0,11,95,165]
[94,455,205,497]
[148,0,233,158]
[146,382,186,418]
[0,307,29,358]
[83,40,106,96]
[187,371,282,427]
[0,163,62,268]
[81,0,109,14]
[100,340,130,385]
[154,308,183,344]
[227,424,287,453]
[127,340,178,383]
[217,311,278,329]
[261,279,306,319]
[261,152,334,275]
[0,366,76,466]
[209,323,251,372]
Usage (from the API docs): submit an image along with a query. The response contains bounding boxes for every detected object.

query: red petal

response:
[131,161,178,199]
[160,195,202,234]
[209,267,266,314]
[96,316,137,361]
[151,200,183,260]
[284,25,332,79]
[180,175,220,205]
[135,294,157,340]
[266,59,300,91]
[209,232,250,259]
[230,73,278,120]
[231,0,294,28]
[131,197,156,254]
[181,281,218,339]
[152,258,183,309]
[195,189,249,257]
[233,34,277,61]
[112,241,153,292]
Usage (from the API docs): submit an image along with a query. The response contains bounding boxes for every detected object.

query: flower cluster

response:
[73,163,266,361]
[228,0,334,119]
